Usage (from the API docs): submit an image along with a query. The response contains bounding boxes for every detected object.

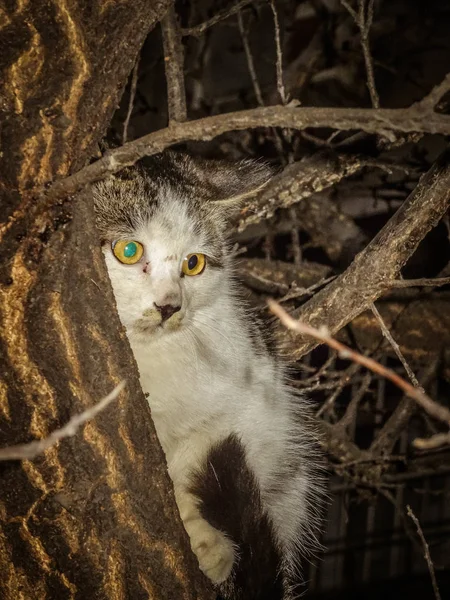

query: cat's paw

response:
[187,519,235,584]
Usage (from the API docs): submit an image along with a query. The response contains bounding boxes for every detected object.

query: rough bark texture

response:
[0,2,213,599]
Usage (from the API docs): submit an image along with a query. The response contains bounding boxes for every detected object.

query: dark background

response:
[109,1,450,598]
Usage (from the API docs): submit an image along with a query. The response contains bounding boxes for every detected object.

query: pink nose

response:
[154,303,181,322]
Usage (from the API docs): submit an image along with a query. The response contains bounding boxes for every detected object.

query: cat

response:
[93,152,324,599]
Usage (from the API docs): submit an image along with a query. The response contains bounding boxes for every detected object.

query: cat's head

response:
[93,152,271,342]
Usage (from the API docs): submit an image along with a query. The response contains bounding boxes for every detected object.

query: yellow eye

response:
[112,240,144,265]
[182,253,206,276]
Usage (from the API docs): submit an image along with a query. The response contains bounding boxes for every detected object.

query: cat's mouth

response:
[134,311,184,335]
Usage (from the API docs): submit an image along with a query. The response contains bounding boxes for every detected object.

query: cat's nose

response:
[154,302,181,322]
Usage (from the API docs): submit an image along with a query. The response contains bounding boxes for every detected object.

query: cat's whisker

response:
[180,328,200,373]
[191,316,238,354]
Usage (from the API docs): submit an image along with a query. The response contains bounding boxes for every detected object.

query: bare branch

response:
[237,8,264,106]
[370,303,422,389]
[278,147,450,361]
[341,0,358,21]
[122,55,140,144]
[337,371,372,430]
[0,382,126,462]
[390,277,450,288]
[414,431,450,450]
[407,505,442,600]
[269,300,450,427]
[359,0,379,109]
[181,0,260,37]
[315,362,361,418]
[269,0,287,105]
[235,153,364,232]
[46,102,450,201]
[370,361,439,456]
[342,0,380,108]
[414,72,450,112]
[161,3,187,123]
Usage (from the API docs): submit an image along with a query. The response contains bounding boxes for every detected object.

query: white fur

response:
[103,192,323,590]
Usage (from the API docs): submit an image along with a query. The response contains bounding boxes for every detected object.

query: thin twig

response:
[390,277,450,288]
[359,0,379,109]
[0,382,126,461]
[269,300,450,427]
[237,2,292,163]
[181,0,260,37]
[342,0,380,108]
[289,207,302,264]
[340,0,358,21]
[414,72,450,112]
[122,55,140,144]
[279,275,337,303]
[338,371,372,430]
[315,362,361,418]
[161,3,187,123]
[370,302,422,389]
[413,431,450,450]
[237,8,264,106]
[370,361,439,456]
[407,505,442,600]
[269,0,287,105]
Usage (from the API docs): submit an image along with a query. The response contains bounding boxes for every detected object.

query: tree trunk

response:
[0,2,213,598]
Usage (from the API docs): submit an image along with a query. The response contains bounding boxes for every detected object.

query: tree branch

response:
[46,99,450,201]
[342,0,380,108]
[237,7,264,106]
[161,3,187,123]
[181,0,260,37]
[407,506,442,600]
[0,382,126,461]
[414,72,450,112]
[278,146,450,361]
[390,277,450,288]
[370,302,421,389]
[123,56,140,143]
[269,0,287,105]
[235,153,364,233]
[370,361,438,456]
[269,300,450,428]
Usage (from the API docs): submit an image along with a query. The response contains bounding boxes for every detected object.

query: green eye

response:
[112,240,144,264]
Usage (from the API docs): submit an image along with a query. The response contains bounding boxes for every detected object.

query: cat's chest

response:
[132,330,243,413]
[132,331,244,455]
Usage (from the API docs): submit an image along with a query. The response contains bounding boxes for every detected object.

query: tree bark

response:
[0,2,213,599]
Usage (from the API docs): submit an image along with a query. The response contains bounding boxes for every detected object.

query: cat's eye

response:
[112,240,144,265]
[182,253,206,276]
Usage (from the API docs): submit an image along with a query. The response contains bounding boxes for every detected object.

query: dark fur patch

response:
[246,307,280,359]
[189,435,284,600]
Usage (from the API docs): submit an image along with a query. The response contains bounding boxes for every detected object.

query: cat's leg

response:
[174,486,235,584]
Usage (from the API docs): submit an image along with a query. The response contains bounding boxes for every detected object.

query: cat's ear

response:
[187,156,273,207]
[210,159,273,205]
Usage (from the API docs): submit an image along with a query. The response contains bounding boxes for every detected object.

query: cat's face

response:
[93,152,271,342]
[101,195,227,342]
